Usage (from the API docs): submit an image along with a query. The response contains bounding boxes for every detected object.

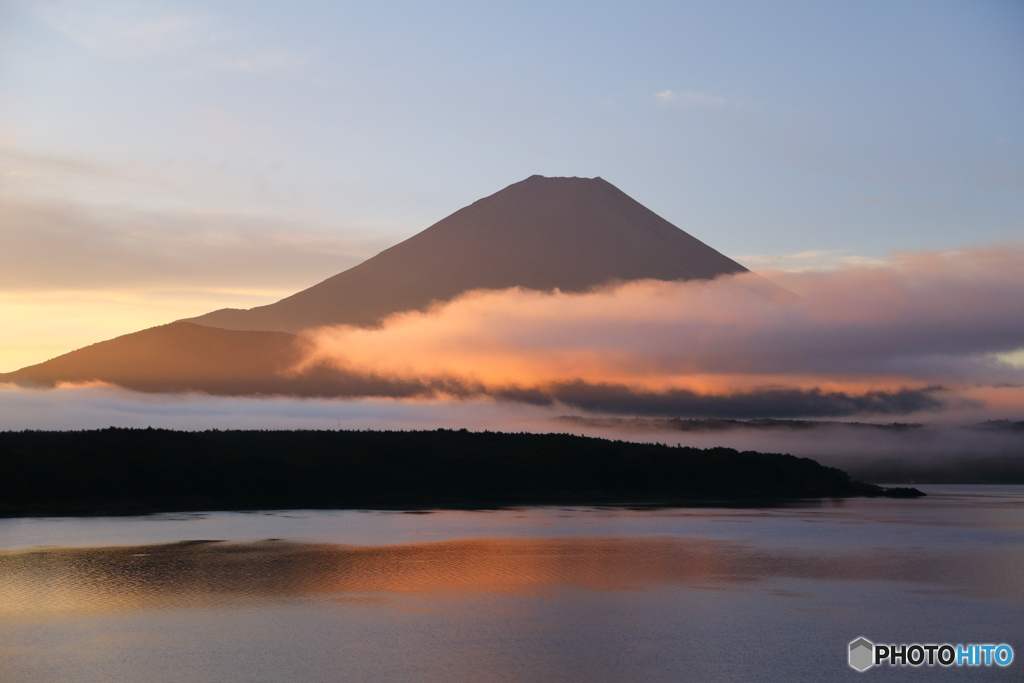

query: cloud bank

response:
[4,245,1022,421]
[295,246,1024,418]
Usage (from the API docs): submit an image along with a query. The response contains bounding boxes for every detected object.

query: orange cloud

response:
[298,246,1024,404]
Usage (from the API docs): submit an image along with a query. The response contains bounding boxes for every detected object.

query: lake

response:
[2,486,1022,682]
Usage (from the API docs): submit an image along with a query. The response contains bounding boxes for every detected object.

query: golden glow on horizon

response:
[0,288,289,372]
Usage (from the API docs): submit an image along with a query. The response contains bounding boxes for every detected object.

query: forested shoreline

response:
[0,428,922,517]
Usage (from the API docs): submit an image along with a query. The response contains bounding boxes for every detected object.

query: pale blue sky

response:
[0,0,1022,367]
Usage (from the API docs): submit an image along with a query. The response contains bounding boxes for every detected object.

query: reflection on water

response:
[1,487,1023,683]
[3,535,1023,619]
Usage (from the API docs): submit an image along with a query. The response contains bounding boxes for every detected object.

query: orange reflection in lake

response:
[2,535,1020,620]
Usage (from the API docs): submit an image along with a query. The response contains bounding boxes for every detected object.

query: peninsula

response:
[0,428,922,517]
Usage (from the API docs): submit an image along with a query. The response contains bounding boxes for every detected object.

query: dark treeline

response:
[556,416,924,432]
[0,428,921,517]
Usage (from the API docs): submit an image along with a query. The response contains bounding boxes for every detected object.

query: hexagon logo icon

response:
[849,637,874,672]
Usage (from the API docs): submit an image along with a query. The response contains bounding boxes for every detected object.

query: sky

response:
[1,0,1022,371]
[1,1,1023,437]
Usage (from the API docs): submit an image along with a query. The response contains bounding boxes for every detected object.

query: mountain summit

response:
[184,175,746,333]
[3,176,749,394]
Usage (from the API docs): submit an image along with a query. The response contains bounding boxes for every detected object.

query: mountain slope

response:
[0,322,443,397]
[184,175,747,333]
[3,176,751,395]
[0,323,309,394]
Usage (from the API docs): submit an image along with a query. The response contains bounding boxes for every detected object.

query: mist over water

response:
[563,420,1024,484]
[2,382,1022,483]
[1,488,1022,682]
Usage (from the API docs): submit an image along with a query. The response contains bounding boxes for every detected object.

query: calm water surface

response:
[1,486,1022,682]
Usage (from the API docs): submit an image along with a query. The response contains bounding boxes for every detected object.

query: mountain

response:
[2,323,309,394]
[0,322,432,397]
[2,175,749,395]
[184,175,747,333]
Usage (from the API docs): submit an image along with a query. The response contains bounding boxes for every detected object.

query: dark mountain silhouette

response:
[2,175,750,396]
[184,175,747,333]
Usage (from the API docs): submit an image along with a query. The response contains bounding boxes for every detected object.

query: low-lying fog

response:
[2,383,1020,484]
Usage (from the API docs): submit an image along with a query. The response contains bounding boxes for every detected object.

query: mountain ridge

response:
[183,175,746,333]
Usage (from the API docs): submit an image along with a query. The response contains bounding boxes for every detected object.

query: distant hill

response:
[184,175,747,333]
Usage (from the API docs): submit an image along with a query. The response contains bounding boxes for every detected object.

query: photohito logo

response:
[848,637,1013,672]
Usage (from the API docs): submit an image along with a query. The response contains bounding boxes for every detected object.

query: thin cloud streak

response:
[0,383,554,432]
[655,90,728,108]
[30,0,307,74]
[738,250,890,272]
[0,196,388,292]
[501,383,947,419]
